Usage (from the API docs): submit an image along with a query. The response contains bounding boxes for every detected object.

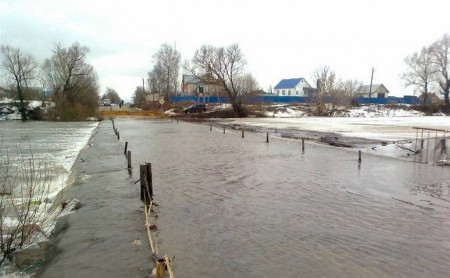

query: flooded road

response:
[109,118,450,278]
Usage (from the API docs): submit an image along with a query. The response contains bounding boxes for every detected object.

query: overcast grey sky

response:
[1,0,449,101]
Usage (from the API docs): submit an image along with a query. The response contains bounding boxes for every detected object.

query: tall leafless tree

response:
[0,45,38,121]
[402,46,437,106]
[148,43,181,99]
[430,33,450,107]
[188,44,247,115]
[42,42,97,102]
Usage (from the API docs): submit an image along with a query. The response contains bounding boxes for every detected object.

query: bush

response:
[49,93,98,121]
[411,104,450,115]
[0,143,52,266]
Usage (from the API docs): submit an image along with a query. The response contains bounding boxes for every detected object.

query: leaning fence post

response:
[127,150,131,169]
[124,142,128,155]
[117,131,120,140]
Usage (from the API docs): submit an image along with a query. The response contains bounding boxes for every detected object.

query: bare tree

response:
[102,87,121,104]
[311,66,335,115]
[0,143,52,265]
[42,42,97,103]
[402,46,437,106]
[148,43,181,99]
[0,45,38,121]
[187,44,247,115]
[430,33,450,107]
[132,86,146,106]
[311,66,361,116]
[235,73,261,96]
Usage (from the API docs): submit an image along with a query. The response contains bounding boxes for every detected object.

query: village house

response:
[273,78,312,96]
[356,84,389,98]
[181,74,225,97]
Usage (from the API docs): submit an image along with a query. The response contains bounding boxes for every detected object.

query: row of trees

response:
[141,43,362,116]
[402,33,449,107]
[139,33,449,116]
[1,42,101,121]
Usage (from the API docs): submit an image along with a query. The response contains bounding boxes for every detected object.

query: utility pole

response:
[368,67,374,98]
[167,66,170,101]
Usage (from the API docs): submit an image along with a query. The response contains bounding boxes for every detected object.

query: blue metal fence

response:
[169,95,421,105]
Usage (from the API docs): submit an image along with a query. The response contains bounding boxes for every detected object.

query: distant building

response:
[181,74,225,97]
[273,78,311,96]
[181,75,201,96]
[418,93,443,104]
[356,84,389,98]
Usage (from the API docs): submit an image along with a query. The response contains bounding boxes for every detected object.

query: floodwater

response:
[63,118,449,278]
[0,121,98,197]
[19,117,449,277]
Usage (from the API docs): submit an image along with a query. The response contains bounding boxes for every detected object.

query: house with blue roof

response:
[273,78,311,96]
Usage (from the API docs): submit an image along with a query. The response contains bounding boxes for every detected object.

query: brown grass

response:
[99,110,166,117]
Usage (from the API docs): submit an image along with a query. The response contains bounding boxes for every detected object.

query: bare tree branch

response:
[1,45,38,121]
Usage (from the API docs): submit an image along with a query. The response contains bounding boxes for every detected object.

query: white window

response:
[282,90,285,95]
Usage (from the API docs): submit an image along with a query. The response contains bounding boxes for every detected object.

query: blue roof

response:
[273,78,305,90]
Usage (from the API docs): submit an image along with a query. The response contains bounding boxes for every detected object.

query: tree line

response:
[1,42,101,121]
[137,43,368,116]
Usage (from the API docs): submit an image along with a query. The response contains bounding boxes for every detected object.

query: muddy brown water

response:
[41,118,450,277]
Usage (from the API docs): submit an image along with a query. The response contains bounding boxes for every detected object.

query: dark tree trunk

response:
[16,84,27,121]
[445,87,449,107]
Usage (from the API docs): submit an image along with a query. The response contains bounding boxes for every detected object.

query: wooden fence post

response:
[156,258,166,278]
[358,150,362,163]
[266,132,269,143]
[127,150,131,169]
[302,138,305,152]
[139,165,146,201]
[242,127,244,138]
[124,142,128,155]
[139,163,153,203]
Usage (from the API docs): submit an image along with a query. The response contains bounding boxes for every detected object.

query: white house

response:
[273,78,311,96]
[356,84,390,98]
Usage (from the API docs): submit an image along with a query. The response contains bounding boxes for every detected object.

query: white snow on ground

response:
[211,103,232,111]
[346,105,425,117]
[263,107,308,118]
[164,108,178,116]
